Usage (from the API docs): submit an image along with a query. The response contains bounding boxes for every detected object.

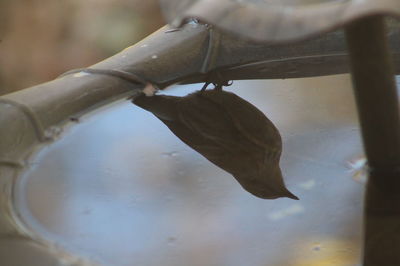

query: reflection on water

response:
[16,76,364,266]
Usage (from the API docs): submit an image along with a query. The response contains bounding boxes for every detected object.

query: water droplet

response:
[151,55,158,59]
[140,44,148,48]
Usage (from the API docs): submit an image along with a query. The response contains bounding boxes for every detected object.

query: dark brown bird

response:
[132,88,298,200]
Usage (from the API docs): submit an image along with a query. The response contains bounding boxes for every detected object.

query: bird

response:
[132,86,298,200]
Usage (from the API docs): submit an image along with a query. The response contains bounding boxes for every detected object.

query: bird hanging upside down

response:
[132,83,298,200]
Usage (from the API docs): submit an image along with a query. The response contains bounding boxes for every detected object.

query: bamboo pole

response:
[345,16,400,266]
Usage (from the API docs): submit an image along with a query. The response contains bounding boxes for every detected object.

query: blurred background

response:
[0,0,164,95]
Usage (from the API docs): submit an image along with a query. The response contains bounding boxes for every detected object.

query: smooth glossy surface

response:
[16,76,364,266]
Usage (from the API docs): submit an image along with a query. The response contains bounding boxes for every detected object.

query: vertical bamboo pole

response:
[345,16,400,265]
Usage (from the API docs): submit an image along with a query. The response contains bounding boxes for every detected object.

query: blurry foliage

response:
[0,0,164,95]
